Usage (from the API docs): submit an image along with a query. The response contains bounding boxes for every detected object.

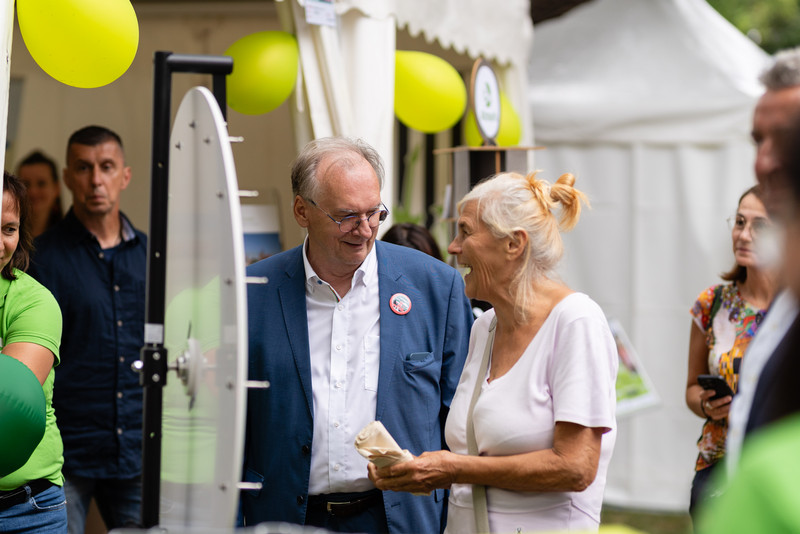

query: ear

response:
[506,229,528,260]
[293,195,310,228]
[120,166,132,191]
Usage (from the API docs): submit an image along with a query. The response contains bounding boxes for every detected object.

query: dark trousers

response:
[305,490,389,533]
[690,462,725,526]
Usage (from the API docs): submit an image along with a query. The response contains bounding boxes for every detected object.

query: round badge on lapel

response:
[389,293,412,315]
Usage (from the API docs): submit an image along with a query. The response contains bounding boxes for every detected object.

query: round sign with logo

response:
[469,58,501,145]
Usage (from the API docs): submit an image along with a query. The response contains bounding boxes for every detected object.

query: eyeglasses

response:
[307,198,389,233]
[727,214,771,237]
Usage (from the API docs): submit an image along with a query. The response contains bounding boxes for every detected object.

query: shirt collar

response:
[61,208,138,245]
[302,237,378,291]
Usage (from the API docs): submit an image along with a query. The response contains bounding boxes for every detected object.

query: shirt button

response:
[335,381,342,389]
[335,345,342,352]
[296,495,305,505]
[114,285,120,292]
[117,428,123,435]
[334,421,340,428]
[98,252,104,259]
[333,464,341,471]
[337,304,344,311]
[301,445,311,455]
[117,392,123,399]
[117,320,123,327]
[119,356,125,363]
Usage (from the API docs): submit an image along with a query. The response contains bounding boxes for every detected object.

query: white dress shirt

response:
[303,241,380,494]
[726,289,799,477]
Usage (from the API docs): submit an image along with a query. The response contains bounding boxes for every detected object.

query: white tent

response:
[529,0,770,511]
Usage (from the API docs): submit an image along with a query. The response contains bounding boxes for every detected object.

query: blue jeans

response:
[63,475,141,534]
[0,484,67,533]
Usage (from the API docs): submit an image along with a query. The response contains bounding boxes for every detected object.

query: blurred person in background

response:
[381,222,443,261]
[17,150,62,238]
[685,185,778,523]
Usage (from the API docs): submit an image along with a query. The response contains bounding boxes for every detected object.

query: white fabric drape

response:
[529,0,769,510]
[0,0,13,200]
[279,0,535,223]
[277,0,397,222]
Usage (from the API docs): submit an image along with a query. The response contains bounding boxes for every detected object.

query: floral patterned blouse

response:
[690,283,766,471]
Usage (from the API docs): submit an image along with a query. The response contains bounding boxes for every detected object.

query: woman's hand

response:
[368,450,457,494]
[699,388,732,421]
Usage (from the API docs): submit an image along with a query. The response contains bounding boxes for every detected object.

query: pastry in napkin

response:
[355,421,429,495]
[354,420,414,468]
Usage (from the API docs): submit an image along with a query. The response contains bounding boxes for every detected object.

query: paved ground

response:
[602,506,693,534]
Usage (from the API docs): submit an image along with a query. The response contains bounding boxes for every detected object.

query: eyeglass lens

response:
[339,209,388,232]
[728,215,770,235]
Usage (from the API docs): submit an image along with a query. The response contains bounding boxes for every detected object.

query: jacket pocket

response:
[402,351,435,371]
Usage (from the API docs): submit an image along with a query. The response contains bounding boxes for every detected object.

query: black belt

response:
[307,489,383,518]
[0,479,56,511]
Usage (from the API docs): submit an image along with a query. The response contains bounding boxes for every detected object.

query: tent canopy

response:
[530,0,769,143]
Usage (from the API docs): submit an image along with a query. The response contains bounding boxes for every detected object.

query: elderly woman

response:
[0,172,64,532]
[369,171,617,533]
[685,184,778,521]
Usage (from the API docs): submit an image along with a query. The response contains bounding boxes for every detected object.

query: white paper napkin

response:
[354,420,414,468]
[355,421,430,495]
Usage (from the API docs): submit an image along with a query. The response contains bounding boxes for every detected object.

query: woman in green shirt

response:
[0,172,65,533]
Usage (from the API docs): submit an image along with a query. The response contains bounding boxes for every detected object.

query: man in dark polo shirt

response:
[30,125,147,533]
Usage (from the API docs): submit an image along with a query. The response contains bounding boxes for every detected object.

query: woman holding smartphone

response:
[685,184,778,523]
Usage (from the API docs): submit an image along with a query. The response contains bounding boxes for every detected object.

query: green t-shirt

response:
[0,269,63,490]
[697,414,800,534]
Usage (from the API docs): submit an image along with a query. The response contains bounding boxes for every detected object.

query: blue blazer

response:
[241,241,473,533]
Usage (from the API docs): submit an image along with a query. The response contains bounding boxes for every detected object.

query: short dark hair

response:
[381,223,442,261]
[67,125,124,161]
[18,150,58,184]
[2,172,32,280]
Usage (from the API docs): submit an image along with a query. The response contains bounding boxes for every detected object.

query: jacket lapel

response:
[278,249,314,415]
[375,243,404,421]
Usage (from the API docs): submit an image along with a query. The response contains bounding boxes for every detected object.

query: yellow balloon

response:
[225,31,299,116]
[463,109,483,147]
[395,51,467,133]
[497,92,522,146]
[17,0,139,89]
[463,92,522,146]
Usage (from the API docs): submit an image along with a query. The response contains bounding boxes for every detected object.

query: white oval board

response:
[159,86,247,528]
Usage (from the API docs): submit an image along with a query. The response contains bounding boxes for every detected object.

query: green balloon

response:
[225,31,299,116]
[0,354,46,478]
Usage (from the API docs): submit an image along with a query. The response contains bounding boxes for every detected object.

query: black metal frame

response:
[140,51,233,528]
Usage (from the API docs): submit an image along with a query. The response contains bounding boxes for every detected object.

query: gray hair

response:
[459,171,588,322]
[760,47,800,90]
[291,137,385,200]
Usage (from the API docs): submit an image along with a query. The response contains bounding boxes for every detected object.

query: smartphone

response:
[697,374,734,400]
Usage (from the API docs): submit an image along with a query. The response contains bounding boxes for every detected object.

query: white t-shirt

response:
[444,293,617,534]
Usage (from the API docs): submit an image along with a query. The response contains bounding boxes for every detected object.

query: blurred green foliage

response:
[708,0,800,53]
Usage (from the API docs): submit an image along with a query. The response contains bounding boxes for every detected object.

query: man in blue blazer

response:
[241,137,473,533]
